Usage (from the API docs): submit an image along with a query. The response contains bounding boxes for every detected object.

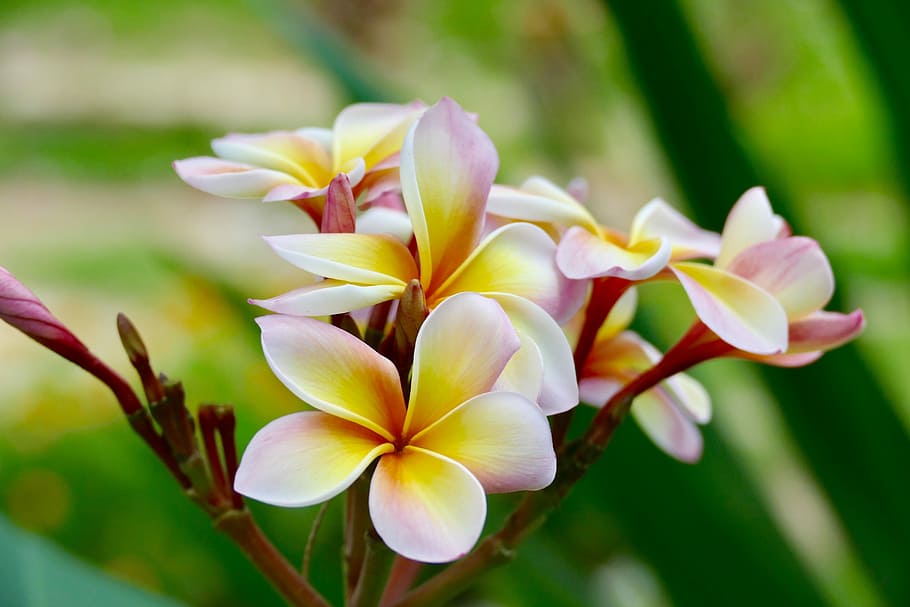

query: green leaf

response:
[0,515,184,607]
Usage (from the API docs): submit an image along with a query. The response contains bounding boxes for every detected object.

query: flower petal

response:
[173,157,301,199]
[726,237,834,319]
[670,262,788,354]
[433,223,586,322]
[234,412,392,507]
[400,98,498,291]
[356,206,413,244]
[264,233,418,286]
[595,288,638,342]
[486,176,599,232]
[578,376,624,407]
[632,389,704,463]
[211,131,332,187]
[746,351,824,368]
[370,447,486,563]
[333,102,425,171]
[251,281,405,317]
[664,372,711,423]
[629,198,720,260]
[411,391,556,493]
[262,158,366,202]
[257,314,405,440]
[492,293,579,415]
[715,187,784,268]
[405,293,519,437]
[493,331,544,404]
[785,309,865,353]
[585,331,656,380]
[557,226,671,280]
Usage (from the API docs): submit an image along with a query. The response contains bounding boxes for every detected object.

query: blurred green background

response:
[1,0,908,605]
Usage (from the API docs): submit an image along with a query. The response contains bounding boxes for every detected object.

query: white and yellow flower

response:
[234,294,557,563]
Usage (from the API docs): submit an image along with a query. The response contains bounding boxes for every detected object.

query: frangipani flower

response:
[578,289,711,462]
[487,177,712,281]
[173,102,425,215]
[251,98,583,413]
[705,191,864,365]
[234,294,557,563]
[659,188,866,358]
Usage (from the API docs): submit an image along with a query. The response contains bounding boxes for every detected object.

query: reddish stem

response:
[214,406,244,509]
[380,556,423,606]
[199,405,230,504]
[552,277,631,447]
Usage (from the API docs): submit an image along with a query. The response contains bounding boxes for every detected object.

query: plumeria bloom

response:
[577,289,711,462]
[252,98,583,414]
[173,102,425,220]
[650,187,860,358]
[694,189,864,364]
[234,294,557,563]
[488,176,706,281]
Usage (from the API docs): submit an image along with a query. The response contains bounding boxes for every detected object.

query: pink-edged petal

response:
[486,177,599,232]
[234,412,392,507]
[632,389,704,463]
[211,131,332,187]
[557,226,671,281]
[726,237,834,319]
[257,315,405,440]
[746,351,824,368]
[492,294,579,415]
[595,288,638,342]
[356,207,413,244]
[670,262,788,354]
[405,293,519,437]
[370,447,486,563]
[264,233,418,286]
[664,372,711,423]
[262,158,367,202]
[578,376,625,407]
[716,187,784,268]
[585,331,657,380]
[321,174,357,233]
[333,102,425,171]
[251,281,405,317]
[173,157,301,199]
[433,223,586,322]
[629,198,721,260]
[400,98,498,291]
[411,391,556,493]
[786,309,865,353]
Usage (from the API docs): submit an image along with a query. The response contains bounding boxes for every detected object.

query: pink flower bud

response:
[0,265,92,362]
[0,265,142,414]
[320,174,357,233]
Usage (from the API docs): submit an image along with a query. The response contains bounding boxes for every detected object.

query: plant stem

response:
[552,277,631,447]
[344,474,371,603]
[350,530,396,607]
[216,510,332,607]
[380,557,423,606]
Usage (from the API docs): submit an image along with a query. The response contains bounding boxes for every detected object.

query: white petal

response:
[234,412,392,507]
[370,447,486,563]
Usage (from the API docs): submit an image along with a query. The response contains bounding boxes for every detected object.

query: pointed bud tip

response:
[116,313,149,364]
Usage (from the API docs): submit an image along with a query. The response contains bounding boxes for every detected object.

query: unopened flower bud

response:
[1,265,93,366]
[321,173,357,234]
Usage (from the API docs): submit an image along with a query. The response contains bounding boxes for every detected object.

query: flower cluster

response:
[174,97,864,563]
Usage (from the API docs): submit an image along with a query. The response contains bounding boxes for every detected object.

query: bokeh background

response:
[1,0,908,605]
